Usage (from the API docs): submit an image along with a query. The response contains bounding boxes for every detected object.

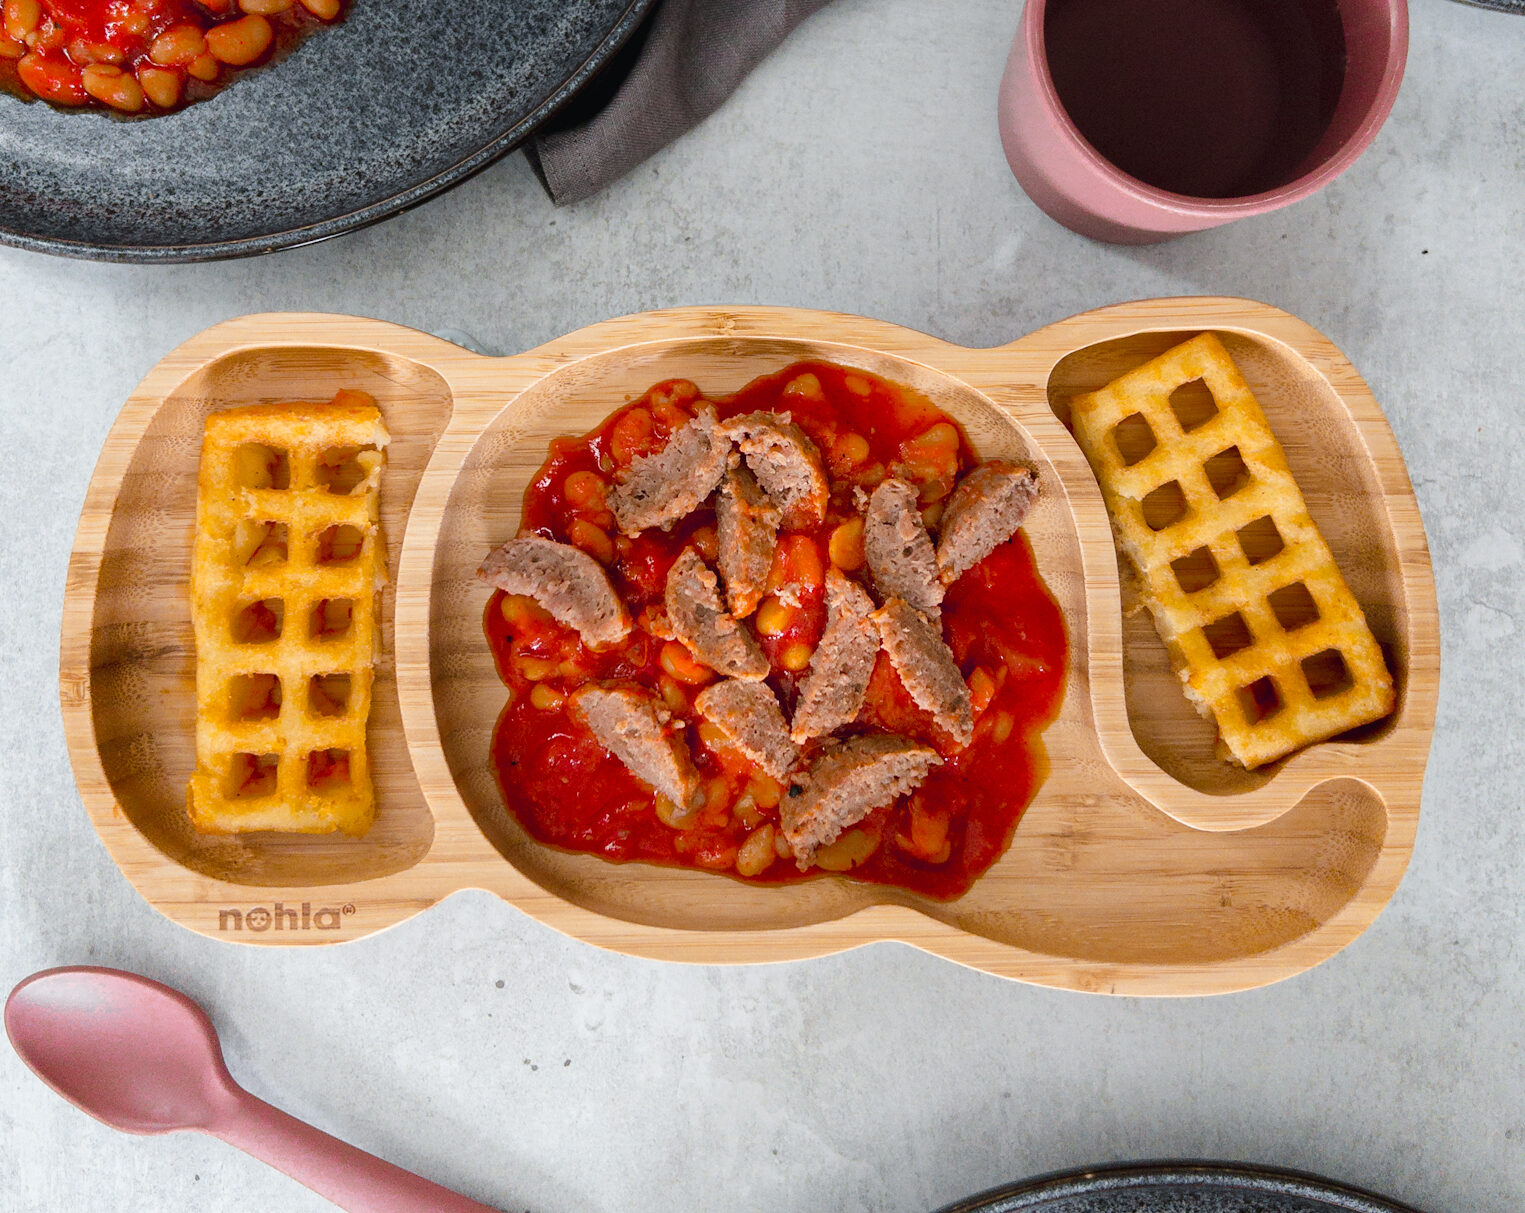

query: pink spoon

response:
[5,967,501,1213]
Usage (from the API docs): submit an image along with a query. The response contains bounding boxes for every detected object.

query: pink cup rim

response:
[1022,0,1409,217]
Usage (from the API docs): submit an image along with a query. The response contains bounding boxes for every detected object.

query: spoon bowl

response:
[6,967,237,1135]
[6,966,501,1213]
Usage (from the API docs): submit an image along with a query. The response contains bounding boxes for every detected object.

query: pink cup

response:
[997,0,1408,244]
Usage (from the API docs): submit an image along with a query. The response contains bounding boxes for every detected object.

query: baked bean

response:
[967,666,997,715]
[903,450,958,488]
[67,37,123,63]
[648,379,700,413]
[899,801,951,864]
[735,825,777,877]
[608,407,656,466]
[499,593,552,629]
[651,397,693,433]
[3,0,40,40]
[918,474,954,505]
[857,461,886,487]
[779,641,814,672]
[82,62,144,111]
[16,51,83,102]
[732,792,764,829]
[691,525,718,563]
[567,518,614,565]
[657,675,688,713]
[186,52,219,81]
[910,422,960,453]
[814,827,880,872]
[0,36,23,58]
[660,641,712,686]
[696,721,729,752]
[32,20,66,52]
[783,372,824,403]
[117,7,150,36]
[746,773,783,809]
[137,65,181,108]
[562,470,607,510]
[240,0,293,12]
[299,0,341,18]
[990,711,1014,744]
[528,684,564,711]
[828,517,865,571]
[830,431,871,470]
[774,830,795,860]
[702,777,730,817]
[519,657,558,682]
[843,374,873,398]
[654,793,698,831]
[754,596,792,638]
[205,14,272,65]
[149,24,207,66]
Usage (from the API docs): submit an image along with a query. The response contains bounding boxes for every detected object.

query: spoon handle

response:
[210,1091,500,1213]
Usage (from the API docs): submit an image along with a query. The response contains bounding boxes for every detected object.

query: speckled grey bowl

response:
[936,1163,1427,1213]
[0,0,652,262]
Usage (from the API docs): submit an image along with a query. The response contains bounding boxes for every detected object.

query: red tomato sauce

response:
[0,0,343,114]
[485,362,1068,900]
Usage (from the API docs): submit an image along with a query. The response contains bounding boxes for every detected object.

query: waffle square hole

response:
[1112,413,1158,466]
[1141,480,1188,531]
[308,673,352,718]
[233,443,290,490]
[1168,378,1219,432]
[234,520,288,568]
[1268,581,1319,632]
[1202,611,1253,660]
[1206,445,1251,500]
[229,673,281,722]
[310,598,354,641]
[1237,676,1283,725]
[1302,648,1354,700]
[1171,546,1221,594]
[307,748,352,791]
[232,599,283,644]
[228,752,279,799]
[317,524,365,566]
[317,446,379,495]
[1236,514,1285,565]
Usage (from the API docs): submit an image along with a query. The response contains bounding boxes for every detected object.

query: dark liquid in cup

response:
[1044,0,1348,198]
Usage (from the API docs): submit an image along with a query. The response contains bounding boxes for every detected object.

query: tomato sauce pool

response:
[484,363,1068,900]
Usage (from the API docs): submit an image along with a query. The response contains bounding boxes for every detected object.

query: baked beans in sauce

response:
[485,363,1067,900]
[0,0,343,114]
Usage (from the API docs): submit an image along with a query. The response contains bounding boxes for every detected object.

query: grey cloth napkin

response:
[527,0,834,205]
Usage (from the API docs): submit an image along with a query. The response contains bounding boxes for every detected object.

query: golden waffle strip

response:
[1070,334,1394,769]
[187,391,389,834]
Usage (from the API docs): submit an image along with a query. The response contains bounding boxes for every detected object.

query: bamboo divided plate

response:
[60,300,1439,995]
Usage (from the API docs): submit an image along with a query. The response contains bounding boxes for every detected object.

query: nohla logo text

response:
[217,902,354,932]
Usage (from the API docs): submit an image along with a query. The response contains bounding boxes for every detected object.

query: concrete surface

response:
[2,2,1522,1210]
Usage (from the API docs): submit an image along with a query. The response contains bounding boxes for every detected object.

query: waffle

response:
[187,391,389,834]
[1069,334,1394,768]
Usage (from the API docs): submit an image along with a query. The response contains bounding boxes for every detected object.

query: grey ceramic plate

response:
[936,1163,1426,1213]
[0,0,653,262]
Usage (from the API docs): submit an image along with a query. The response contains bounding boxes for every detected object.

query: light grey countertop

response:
[2,2,1522,1210]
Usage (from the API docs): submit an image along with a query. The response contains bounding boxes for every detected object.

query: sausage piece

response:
[665,548,770,680]
[781,734,940,867]
[478,535,630,649]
